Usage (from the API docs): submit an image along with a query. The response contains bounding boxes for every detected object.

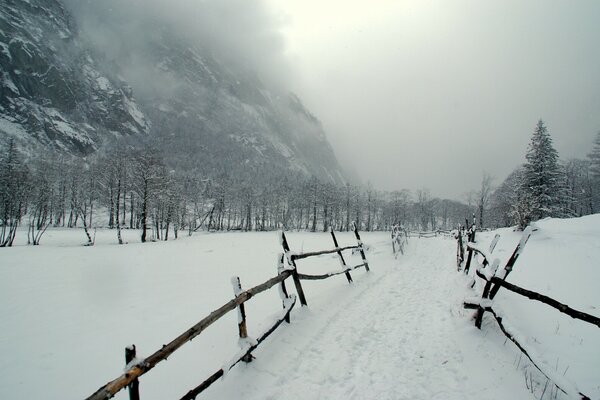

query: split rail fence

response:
[85,223,370,400]
[391,227,453,256]
[456,225,598,400]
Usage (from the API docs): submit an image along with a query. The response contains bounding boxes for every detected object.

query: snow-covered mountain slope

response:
[0,0,150,154]
[0,0,346,183]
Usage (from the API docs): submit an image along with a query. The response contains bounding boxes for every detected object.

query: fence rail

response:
[457,226,596,400]
[85,226,370,400]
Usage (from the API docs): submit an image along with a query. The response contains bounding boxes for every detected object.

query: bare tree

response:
[477,172,494,229]
[0,140,28,247]
[131,148,165,243]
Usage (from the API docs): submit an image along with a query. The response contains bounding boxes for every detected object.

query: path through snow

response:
[202,236,534,400]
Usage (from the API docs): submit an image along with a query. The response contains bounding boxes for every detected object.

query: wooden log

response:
[352,222,370,272]
[232,277,253,363]
[85,270,292,400]
[290,245,358,261]
[281,231,308,306]
[490,277,600,328]
[330,227,352,283]
[179,370,223,400]
[179,295,297,400]
[297,263,367,280]
[125,345,140,400]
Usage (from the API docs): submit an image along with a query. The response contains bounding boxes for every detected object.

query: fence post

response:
[474,258,500,329]
[330,227,352,283]
[125,345,140,400]
[463,226,475,274]
[277,253,291,323]
[456,227,464,270]
[280,231,308,306]
[489,226,532,299]
[231,276,253,363]
[352,222,370,272]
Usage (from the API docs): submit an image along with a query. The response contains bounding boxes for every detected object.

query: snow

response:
[95,76,111,91]
[0,217,598,399]
[45,109,94,145]
[122,95,147,129]
[2,72,19,95]
[0,115,28,140]
[473,215,600,398]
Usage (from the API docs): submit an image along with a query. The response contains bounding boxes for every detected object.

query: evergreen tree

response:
[588,131,600,212]
[521,119,564,224]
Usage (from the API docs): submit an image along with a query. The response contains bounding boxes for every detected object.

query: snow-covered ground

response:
[0,217,598,399]
[473,214,600,399]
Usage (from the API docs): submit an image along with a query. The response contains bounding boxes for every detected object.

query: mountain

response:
[0,0,346,184]
[0,0,150,155]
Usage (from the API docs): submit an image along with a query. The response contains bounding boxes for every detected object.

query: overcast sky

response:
[264,0,600,199]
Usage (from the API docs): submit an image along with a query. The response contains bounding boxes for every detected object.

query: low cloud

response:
[65,0,291,93]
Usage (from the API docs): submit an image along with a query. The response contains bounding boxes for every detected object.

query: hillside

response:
[0,0,345,183]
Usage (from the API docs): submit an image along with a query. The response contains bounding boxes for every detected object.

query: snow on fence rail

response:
[456,226,598,400]
[85,223,370,400]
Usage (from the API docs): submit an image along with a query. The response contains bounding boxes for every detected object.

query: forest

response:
[1,121,599,247]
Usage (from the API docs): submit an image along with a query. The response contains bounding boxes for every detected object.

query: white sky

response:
[265,0,600,199]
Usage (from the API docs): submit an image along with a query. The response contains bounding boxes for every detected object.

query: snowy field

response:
[0,217,598,399]
[473,215,600,399]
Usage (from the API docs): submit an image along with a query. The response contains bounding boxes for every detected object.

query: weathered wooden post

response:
[464,225,475,274]
[330,227,352,283]
[231,276,253,363]
[456,226,464,270]
[277,253,292,323]
[231,277,253,362]
[280,231,308,306]
[125,345,140,400]
[474,258,500,329]
[352,222,370,272]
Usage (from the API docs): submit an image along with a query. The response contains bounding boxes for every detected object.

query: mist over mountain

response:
[0,0,346,183]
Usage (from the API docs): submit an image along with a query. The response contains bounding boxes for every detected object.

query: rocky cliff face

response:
[0,0,345,183]
[0,0,149,155]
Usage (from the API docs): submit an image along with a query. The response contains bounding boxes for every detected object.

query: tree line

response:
[0,140,473,246]
[3,119,596,246]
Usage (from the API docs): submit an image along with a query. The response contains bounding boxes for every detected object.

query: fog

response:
[66,0,600,200]
[267,0,600,199]
[65,0,291,94]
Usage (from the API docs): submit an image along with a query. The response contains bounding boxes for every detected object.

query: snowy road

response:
[201,235,533,400]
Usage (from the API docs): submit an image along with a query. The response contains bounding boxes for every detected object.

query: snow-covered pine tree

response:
[588,131,600,212]
[520,119,565,224]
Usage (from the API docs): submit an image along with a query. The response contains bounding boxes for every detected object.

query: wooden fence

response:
[407,229,452,239]
[85,223,370,400]
[456,227,598,400]
[391,225,408,256]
